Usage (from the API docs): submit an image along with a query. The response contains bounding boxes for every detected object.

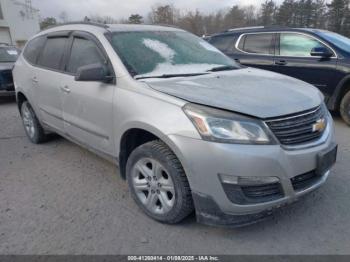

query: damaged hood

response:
[145,68,323,118]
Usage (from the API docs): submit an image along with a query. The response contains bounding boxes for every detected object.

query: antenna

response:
[24,0,33,19]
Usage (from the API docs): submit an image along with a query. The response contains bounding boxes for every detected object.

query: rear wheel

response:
[340,90,350,126]
[126,140,194,224]
[21,101,47,144]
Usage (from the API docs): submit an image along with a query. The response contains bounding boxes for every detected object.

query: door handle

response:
[60,85,71,94]
[275,60,287,66]
[31,77,38,83]
[234,58,241,63]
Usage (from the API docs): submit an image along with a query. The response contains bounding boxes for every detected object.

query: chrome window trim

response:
[235,31,338,59]
[235,32,276,56]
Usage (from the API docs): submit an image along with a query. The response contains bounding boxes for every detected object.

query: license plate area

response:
[316,144,338,176]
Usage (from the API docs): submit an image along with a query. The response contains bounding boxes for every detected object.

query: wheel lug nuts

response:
[153,176,157,181]
[158,183,161,187]
[151,190,155,194]
[156,190,160,194]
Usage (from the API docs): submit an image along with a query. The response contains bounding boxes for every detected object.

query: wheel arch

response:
[117,124,187,180]
[328,75,350,111]
[16,92,28,114]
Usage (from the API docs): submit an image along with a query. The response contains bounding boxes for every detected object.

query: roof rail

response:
[227,26,264,32]
[225,25,291,32]
[45,21,110,31]
[264,25,290,29]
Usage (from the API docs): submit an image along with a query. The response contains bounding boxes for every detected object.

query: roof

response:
[39,22,184,36]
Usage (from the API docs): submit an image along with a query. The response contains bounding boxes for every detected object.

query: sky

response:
[31,0,282,21]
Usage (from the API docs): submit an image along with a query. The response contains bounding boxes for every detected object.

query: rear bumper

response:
[0,90,15,97]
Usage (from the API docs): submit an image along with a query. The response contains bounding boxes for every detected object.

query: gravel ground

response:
[0,96,349,255]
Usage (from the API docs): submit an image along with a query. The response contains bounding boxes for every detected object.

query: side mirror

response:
[310,47,333,58]
[75,63,113,82]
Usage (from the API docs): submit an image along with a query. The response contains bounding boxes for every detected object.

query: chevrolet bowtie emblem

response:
[312,118,326,132]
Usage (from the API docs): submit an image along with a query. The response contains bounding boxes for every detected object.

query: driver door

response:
[273,32,338,96]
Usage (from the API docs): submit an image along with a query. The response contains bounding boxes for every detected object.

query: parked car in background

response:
[208,26,350,126]
[0,44,19,96]
[13,23,337,227]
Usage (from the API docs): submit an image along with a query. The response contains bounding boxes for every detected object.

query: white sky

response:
[31,0,283,21]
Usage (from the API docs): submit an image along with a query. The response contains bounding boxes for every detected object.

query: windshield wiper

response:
[207,65,237,72]
[135,73,208,80]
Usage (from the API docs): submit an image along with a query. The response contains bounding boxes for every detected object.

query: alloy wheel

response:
[21,103,36,139]
[131,157,176,215]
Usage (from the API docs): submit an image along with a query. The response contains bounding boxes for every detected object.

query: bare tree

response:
[178,10,204,35]
[59,11,69,23]
[148,4,179,25]
[243,5,258,26]
[88,14,118,24]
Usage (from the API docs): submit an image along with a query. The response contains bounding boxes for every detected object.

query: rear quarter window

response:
[37,37,67,70]
[23,36,46,64]
[238,33,275,55]
[209,35,236,52]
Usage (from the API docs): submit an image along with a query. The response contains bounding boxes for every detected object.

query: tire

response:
[340,90,350,126]
[126,140,194,224]
[20,101,47,144]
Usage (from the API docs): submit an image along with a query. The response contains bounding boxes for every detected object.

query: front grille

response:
[265,106,326,146]
[291,170,320,191]
[222,182,284,205]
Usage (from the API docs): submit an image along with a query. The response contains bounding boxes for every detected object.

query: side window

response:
[279,33,327,57]
[66,37,104,74]
[238,33,274,55]
[23,36,46,64]
[38,37,67,70]
[209,36,236,52]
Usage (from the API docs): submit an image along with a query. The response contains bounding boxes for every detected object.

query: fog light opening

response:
[219,174,279,186]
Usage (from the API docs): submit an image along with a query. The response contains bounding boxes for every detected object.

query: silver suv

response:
[13,23,337,227]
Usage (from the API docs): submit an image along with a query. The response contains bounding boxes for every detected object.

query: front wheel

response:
[126,140,194,224]
[21,101,47,144]
[340,90,350,126]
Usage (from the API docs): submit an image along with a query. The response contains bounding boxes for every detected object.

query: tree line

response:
[40,0,350,37]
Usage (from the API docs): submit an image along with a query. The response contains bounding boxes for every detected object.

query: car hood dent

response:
[145,68,322,118]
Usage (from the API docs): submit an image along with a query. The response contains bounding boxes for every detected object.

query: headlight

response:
[183,103,275,144]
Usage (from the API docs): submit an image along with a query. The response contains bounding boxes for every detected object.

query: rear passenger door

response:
[233,32,276,71]
[60,32,115,155]
[35,32,70,132]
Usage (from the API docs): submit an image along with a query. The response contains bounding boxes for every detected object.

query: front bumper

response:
[168,120,336,227]
[0,81,15,96]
